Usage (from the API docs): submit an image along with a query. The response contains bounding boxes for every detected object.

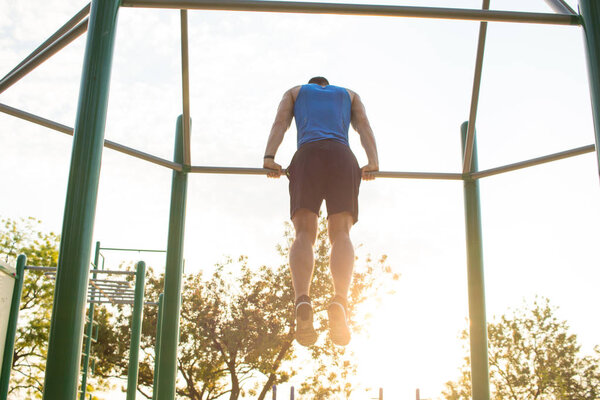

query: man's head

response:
[308,76,329,86]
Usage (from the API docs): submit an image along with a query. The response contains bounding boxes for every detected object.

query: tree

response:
[105,217,397,399]
[1,217,115,399]
[443,297,600,400]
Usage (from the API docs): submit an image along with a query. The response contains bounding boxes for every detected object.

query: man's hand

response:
[264,158,283,178]
[361,163,378,181]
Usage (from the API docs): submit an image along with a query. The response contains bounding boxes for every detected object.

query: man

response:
[263,76,378,347]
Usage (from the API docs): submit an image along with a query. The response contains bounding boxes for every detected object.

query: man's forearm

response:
[357,124,379,167]
[264,124,286,157]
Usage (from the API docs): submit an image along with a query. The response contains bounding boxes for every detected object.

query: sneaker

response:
[327,296,351,346]
[295,295,317,346]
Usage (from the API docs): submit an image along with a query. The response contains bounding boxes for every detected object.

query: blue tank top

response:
[294,84,351,148]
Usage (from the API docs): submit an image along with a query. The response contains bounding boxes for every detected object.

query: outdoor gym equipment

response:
[1,1,598,399]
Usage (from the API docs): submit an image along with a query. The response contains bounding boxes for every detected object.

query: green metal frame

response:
[461,122,490,400]
[126,261,147,400]
[0,255,26,400]
[1,1,599,400]
[157,115,189,399]
[152,293,164,400]
[79,242,101,400]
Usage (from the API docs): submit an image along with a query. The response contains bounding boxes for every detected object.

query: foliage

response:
[104,217,397,399]
[443,297,600,400]
[1,217,58,399]
[0,217,115,399]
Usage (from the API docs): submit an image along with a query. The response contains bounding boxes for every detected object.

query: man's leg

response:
[290,208,319,346]
[290,208,318,298]
[328,211,355,298]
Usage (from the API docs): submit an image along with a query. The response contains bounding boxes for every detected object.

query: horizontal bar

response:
[0,103,183,171]
[190,165,464,180]
[0,18,89,94]
[472,144,596,179]
[89,269,137,275]
[121,0,580,25]
[88,300,159,306]
[1,3,91,83]
[90,278,132,285]
[373,171,464,180]
[25,266,56,272]
[100,247,167,253]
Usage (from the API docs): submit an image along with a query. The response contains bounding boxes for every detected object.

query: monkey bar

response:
[2,1,600,400]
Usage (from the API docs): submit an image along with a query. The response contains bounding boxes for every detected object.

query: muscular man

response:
[263,76,378,346]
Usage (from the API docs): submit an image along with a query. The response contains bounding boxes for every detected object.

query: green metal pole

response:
[157,115,189,399]
[460,121,490,400]
[0,255,26,400]
[80,242,100,400]
[127,261,147,400]
[579,0,600,180]
[152,293,164,400]
[43,1,120,399]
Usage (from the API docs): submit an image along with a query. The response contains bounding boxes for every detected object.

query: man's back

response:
[294,84,352,148]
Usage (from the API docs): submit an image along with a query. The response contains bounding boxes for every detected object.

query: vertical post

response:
[152,293,164,400]
[157,115,189,399]
[43,0,120,399]
[290,386,294,400]
[579,0,600,180]
[416,388,420,400]
[460,121,490,400]
[127,261,147,400]
[379,387,383,400]
[80,242,100,400]
[0,255,26,400]
[272,385,276,400]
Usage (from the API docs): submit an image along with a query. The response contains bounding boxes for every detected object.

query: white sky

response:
[1,0,598,399]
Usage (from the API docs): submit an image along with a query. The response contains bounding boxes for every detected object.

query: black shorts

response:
[287,139,361,223]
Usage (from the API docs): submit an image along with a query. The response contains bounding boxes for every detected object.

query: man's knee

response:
[292,208,318,244]
[328,212,353,244]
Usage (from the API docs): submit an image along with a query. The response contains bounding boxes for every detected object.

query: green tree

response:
[1,217,115,399]
[443,297,600,400]
[1,217,58,399]
[106,217,397,399]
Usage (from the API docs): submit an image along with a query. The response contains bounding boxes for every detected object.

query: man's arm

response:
[263,87,297,178]
[349,91,379,180]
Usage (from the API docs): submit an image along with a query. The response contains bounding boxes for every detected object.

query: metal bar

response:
[191,165,464,180]
[126,262,146,400]
[121,0,580,25]
[0,255,26,400]
[88,269,137,275]
[152,293,164,400]
[24,265,57,272]
[80,242,100,400]
[100,247,167,252]
[463,0,489,175]
[0,103,183,172]
[580,0,600,181]
[544,0,576,15]
[371,171,463,180]
[1,4,91,83]
[180,10,192,166]
[460,121,491,400]
[472,144,596,179]
[42,2,120,397]
[0,19,89,95]
[157,116,188,400]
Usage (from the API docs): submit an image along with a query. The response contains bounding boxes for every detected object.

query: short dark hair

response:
[308,76,329,86]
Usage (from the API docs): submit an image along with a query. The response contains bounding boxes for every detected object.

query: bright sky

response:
[1,0,599,399]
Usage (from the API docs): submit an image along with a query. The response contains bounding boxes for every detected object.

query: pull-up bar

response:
[121,0,580,25]
[1,101,594,180]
